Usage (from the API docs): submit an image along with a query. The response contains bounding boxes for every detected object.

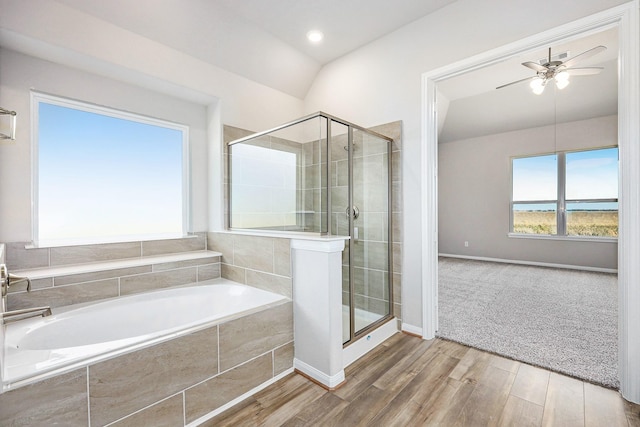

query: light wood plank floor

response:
[206,334,640,427]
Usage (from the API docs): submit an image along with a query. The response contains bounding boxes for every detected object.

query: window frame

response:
[31,91,190,247]
[509,146,618,241]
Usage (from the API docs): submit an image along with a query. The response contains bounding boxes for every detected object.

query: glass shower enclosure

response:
[227,112,393,345]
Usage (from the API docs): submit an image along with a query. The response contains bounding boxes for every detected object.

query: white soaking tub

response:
[2,279,287,390]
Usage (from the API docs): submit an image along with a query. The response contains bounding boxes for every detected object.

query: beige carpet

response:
[437,257,618,388]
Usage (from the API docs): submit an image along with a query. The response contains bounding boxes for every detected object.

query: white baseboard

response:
[293,358,345,389]
[438,253,617,274]
[401,323,423,337]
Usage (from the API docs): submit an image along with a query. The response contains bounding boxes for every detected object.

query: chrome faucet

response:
[1,306,52,324]
[1,264,50,324]
[7,273,31,292]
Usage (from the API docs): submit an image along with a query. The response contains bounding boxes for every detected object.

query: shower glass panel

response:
[228,116,327,232]
[227,112,392,346]
[350,128,391,337]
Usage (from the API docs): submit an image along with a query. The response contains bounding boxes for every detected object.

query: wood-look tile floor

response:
[206,334,640,427]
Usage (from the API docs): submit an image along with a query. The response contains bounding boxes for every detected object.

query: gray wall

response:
[438,115,617,270]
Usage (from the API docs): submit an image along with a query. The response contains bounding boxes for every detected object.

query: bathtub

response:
[2,279,287,390]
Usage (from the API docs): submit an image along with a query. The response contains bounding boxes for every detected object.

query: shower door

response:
[341,125,392,344]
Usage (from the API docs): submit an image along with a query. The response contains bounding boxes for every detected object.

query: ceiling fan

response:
[496,45,606,94]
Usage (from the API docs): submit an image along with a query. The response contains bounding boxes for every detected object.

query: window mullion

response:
[557,152,566,235]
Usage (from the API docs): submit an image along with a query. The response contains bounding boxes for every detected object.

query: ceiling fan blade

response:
[563,45,607,68]
[565,67,604,76]
[496,76,537,90]
[522,61,547,72]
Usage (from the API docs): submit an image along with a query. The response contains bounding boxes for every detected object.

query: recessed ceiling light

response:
[307,30,324,43]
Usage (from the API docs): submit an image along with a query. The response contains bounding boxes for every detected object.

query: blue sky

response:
[513,148,618,211]
[38,102,184,242]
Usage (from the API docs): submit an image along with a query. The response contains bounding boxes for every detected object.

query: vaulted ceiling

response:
[54,0,457,98]
[2,1,619,142]
[437,27,618,142]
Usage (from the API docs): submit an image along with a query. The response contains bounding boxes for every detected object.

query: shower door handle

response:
[346,205,360,220]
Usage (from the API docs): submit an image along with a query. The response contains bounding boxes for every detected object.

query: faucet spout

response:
[1,306,52,324]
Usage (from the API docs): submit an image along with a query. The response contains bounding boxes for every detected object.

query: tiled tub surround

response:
[208,231,293,299]
[3,281,284,386]
[3,234,222,311]
[0,289,294,426]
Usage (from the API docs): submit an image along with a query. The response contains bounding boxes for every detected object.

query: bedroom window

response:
[511,147,618,238]
[32,92,189,246]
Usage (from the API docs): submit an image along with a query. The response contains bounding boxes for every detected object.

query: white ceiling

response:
[53,0,457,98]
[214,0,456,64]
[438,27,619,143]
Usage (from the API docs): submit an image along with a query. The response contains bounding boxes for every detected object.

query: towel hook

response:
[0,107,17,141]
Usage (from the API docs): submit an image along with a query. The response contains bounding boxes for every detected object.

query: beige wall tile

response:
[233,235,274,273]
[274,342,294,376]
[393,243,402,273]
[6,242,49,270]
[89,327,218,426]
[368,121,402,151]
[392,181,402,213]
[221,263,246,283]
[27,277,54,291]
[185,353,272,424]
[50,242,141,266]
[55,266,150,286]
[246,270,292,298]
[142,235,206,256]
[393,302,402,319]
[110,393,184,427]
[7,278,119,310]
[0,368,88,426]
[224,125,254,144]
[208,232,234,264]
[219,302,293,371]
[152,256,219,272]
[353,267,386,301]
[273,238,291,277]
[352,241,388,272]
[393,273,402,304]
[392,212,403,243]
[6,277,52,294]
[120,268,198,295]
[198,263,221,281]
[355,294,389,317]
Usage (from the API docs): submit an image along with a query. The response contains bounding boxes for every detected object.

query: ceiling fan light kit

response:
[497,45,606,94]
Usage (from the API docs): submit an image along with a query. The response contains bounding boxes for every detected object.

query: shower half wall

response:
[225,112,398,345]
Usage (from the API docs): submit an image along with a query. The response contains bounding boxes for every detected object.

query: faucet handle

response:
[8,273,31,292]
[1,264,7,297]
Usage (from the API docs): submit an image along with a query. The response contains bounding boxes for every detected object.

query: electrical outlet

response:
[464,241,469,247]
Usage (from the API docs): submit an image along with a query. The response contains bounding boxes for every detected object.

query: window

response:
[511,147,618,238]
[33,92,189,246]
[229,142,299,230]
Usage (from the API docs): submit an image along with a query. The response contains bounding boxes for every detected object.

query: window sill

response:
[27,233,195,249]
[507,233,617,243]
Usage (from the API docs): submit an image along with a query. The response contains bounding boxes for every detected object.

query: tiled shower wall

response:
[329,122,402,322]
[223,121,403,321]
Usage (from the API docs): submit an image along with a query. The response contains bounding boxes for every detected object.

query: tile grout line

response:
[183,391,187,427]
[86,366,91,427]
